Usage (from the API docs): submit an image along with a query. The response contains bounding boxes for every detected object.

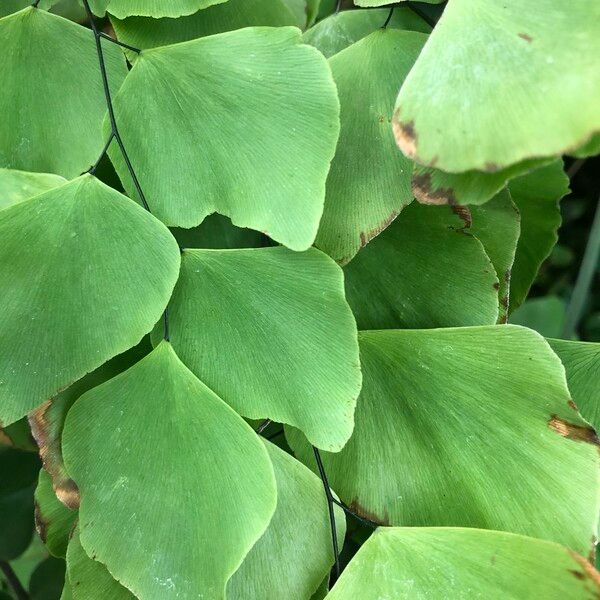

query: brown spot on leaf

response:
[484,162,500,172]
[34,502,48,543]
[412,172,458,206]
[348,500,388,526]
[518,33,533,42]
[568,399,578,411]
[0,428,12,446]
[57,479,80,511]
[493,282,500,290]
[359,211,399,249]
[568,551,600,588]
[392,113,418,158]
[548,415,600,445]
[451,205,472,228]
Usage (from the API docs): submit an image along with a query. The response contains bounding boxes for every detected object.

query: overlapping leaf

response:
[163,247,361,451]
[288,326,600,555]
[62,342,277,599]
[393,0,600,172]
[315,30,426,264]
[343,202,499,329]
[89,0,226,19]
[327,528,600,599]
[0,8,127,178]
[111,0,297,54]
[110,27,340,250]
[0,175,180,424]
[302,8,430,59]
[0,169,65,211]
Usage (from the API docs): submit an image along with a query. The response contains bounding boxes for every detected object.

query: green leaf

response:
[0,176,180,425]
[326,527,600,599]
[0,8,127,178]
[287,326,600,555]
[65,526,134,600]
[89,0,227,19]
[411,158,551,207]
[163,247,361,451]
[28,339,152,509]
[0,448,40,560]
[111,0,297,54]
[355,0,444,6]
[468,190,521,321]
[34,469,77,558]
[0,169,66,211]
[315,30,426,264]
[548,339,600,433]
[62,342,277,599]
[510,297,567,338]
[228,441,345,598]
[302,8,430,59]
[343,202,499,329]
[110,27,339,251]
[508,160,570,311]
[29,557,66,600]
[393,1,600,172]
[572,133,600,158]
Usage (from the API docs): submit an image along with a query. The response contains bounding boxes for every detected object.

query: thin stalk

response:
[87,131,114,175]
[313,447,340,586]
[382,7,394,28]
[332,498,379,529]
[563,195,600,338]
[98,31,140,54]
[0,562,29,600]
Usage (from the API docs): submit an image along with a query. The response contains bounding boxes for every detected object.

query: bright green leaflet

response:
[0,0,55,16]
[302,8,430,59]
[0,169,66,211]
[282,0,309,28]
[228,441,346,599]
[34,469,77,558]
[508,160,570,312]
[287,326,600,555]
[468,190,521,321]
[28,339,151,509]
[163,247,361,451]
[0,448,40,561]
[355,0,444,6]
[29,556,66,600]
[411,158,551,207]
[510,297,567,338]
[88,0,227,19]
[171,214,264,250]
[110,27,339,251]
[326,528,600,599]
[315,30,426,264]
[343,202,499,330]
[0,175,180,425]
[66,527,134,600]
[572,133,600,158]
[393,0,600,172]
[111,0,297,55]
[548,339,600,433]
[62,342,277,599]
[0,8,127,178]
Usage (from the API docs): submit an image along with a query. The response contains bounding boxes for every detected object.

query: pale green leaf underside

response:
[66,527,134,600]
[110,26,340,250]
[0,169,66,211]
[89,0,227,19]
[411,158,552,207]
[468,190,521,321]
[111,0,298,54]
[315,30,426,264]
[548,338,600,434]
[287,326,600,555]
[393,0,600,172]
[163,247,361,451]
[34,469,77,558]
[326,528,600,599]
[302,8,430,59]
[343,202,499,329]
[0,175,180,424]
[228,441,345,599]
[0,8,127,178]
[508,160,570,312]
[62,342,277,599]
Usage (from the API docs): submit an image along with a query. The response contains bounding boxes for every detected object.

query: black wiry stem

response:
[332,498,379,529]
[313,447,340,586]
[87,131,114,175]
[99,31,141,54]
[0,562,29,600]
[82,0,171,340]
[30,0,41,7]
[382,6,395,28]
